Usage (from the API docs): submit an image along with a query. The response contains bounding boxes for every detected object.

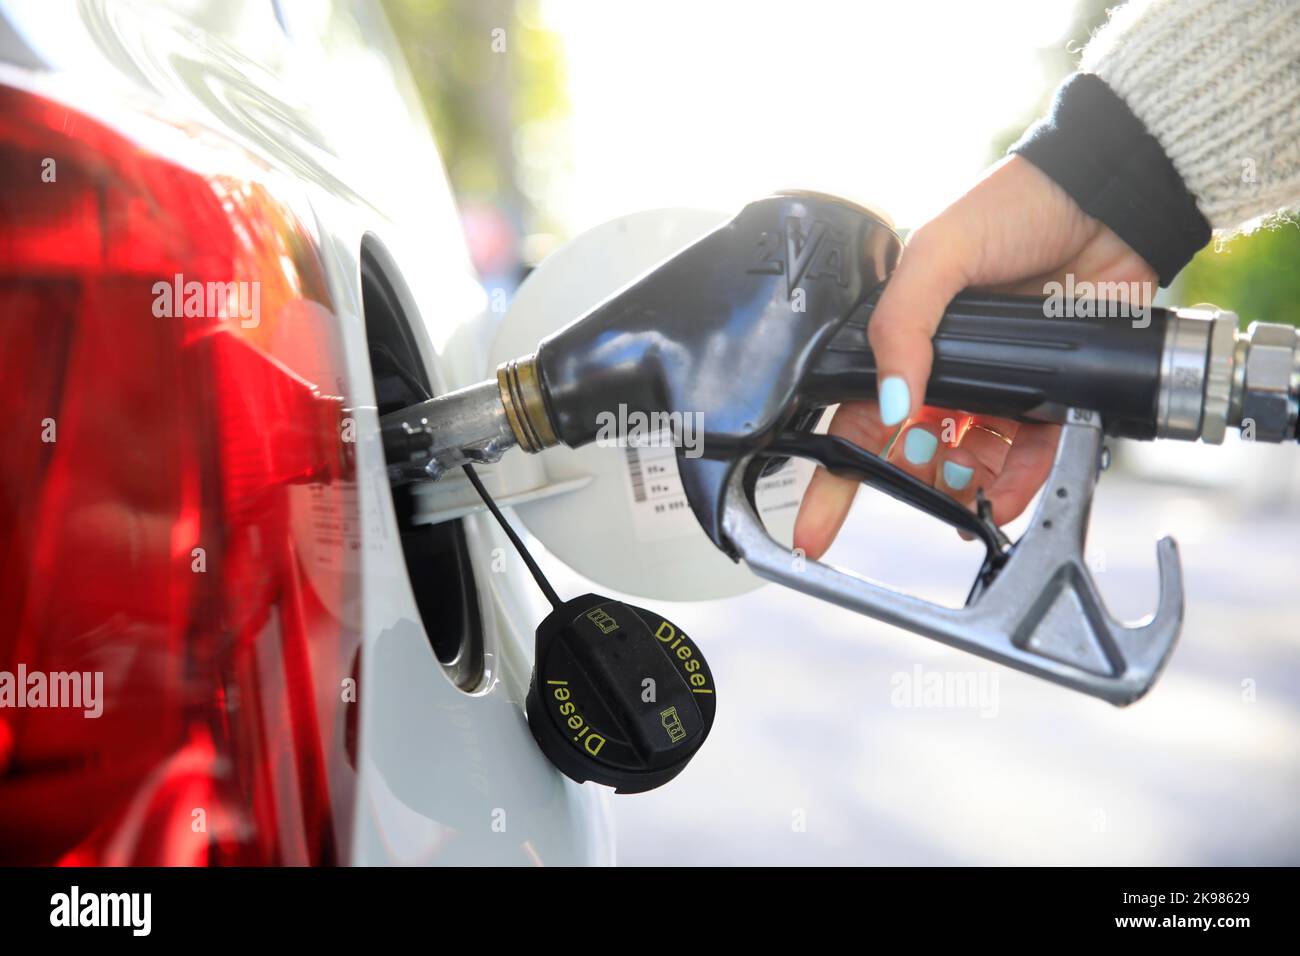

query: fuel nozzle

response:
[374,192,1300,709]
[380,194,1300,499]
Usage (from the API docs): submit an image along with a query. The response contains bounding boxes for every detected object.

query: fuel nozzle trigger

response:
[763,430,1012,562]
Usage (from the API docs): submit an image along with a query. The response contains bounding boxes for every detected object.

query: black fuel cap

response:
[526,593,716,794]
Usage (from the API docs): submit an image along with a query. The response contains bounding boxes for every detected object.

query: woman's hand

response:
[793,155,1158,560]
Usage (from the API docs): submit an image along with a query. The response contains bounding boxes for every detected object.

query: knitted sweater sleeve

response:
[1011,0,1300,284]
[1082,0,1300,231]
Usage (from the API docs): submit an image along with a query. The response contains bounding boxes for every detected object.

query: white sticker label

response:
[620,433,807,543]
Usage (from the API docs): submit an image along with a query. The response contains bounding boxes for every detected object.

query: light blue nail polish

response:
[879,376,910,426]
[943,460,974,490]
[903,428,937,465]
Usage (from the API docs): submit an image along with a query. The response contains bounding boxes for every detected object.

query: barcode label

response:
[620,431,806,543]
[626,445,646,502]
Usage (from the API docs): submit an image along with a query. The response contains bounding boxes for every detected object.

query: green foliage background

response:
[1181,226,1300,328]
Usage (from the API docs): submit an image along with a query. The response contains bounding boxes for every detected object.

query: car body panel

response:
[0,0,609,865]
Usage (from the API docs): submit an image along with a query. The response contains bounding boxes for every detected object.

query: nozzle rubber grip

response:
[803,292,1170,439]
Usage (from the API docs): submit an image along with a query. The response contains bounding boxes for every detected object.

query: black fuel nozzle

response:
[382,192,1298,530]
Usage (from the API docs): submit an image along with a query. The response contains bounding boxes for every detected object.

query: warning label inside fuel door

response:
[620,431,807,543]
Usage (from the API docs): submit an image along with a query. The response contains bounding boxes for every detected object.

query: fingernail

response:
[879,376,910,426]
[903,427,937,465]
[943,460,974,490]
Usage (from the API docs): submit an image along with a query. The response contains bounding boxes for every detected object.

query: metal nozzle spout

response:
[378,353,561,484]
[380,378,517,482]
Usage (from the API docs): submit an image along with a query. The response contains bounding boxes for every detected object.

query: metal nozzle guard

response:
[723,409,1184,706]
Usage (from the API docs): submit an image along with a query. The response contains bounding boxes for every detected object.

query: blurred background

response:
[384,0,1300,864]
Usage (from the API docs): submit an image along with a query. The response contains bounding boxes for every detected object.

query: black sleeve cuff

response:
[1010,72,1211,287]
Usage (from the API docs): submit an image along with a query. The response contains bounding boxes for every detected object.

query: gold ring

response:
[969,423,1014,446]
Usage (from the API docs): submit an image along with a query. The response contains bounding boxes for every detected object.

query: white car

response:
[0,0,609,865]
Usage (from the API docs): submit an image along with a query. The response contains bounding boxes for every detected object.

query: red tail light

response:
[0,84,360,865]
